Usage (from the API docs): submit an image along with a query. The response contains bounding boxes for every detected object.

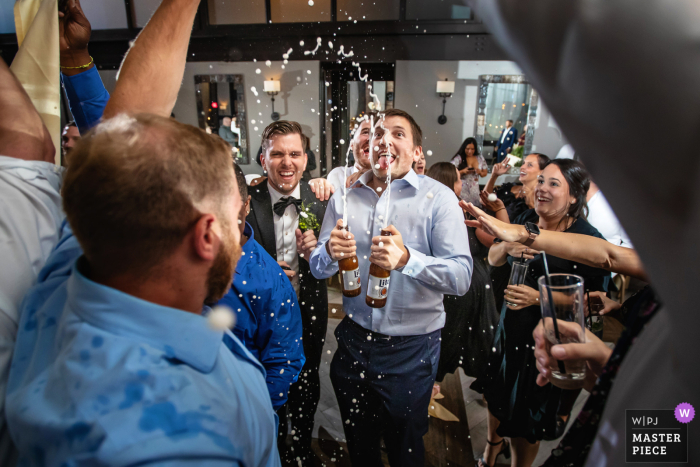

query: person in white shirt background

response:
[324,115,373,192]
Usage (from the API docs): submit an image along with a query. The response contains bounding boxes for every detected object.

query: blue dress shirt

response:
[309,169,473,336]
[6,224,281,466]
[61,66,110,133]
[216,222,305,411]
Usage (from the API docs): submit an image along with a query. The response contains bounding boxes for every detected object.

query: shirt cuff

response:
[318,241,336,267]
[62,67,106,102]
[400,246,427,278]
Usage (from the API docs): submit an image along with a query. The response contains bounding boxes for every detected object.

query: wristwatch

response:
[523,222,540,246]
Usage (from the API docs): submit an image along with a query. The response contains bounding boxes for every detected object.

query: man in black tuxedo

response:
[246,121,328,464]
[494,119,518,163]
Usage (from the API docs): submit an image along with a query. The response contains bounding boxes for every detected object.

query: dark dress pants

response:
[330,317,441,467]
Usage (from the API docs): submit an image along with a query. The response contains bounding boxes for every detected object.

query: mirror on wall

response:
[194,74,249,165]
[475,74,534,164]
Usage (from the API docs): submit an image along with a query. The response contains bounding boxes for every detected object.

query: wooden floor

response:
[424,371,474,467]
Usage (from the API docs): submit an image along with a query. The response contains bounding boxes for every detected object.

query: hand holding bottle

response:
[369,225,409,271]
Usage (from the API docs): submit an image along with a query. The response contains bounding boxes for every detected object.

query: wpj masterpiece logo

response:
[625,403,693,463]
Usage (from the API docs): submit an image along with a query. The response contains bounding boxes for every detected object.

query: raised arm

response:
[103,0,200,118]
[0,59,54,163]
[60,0,110,132]
[483,161,510,194]
[466,203,648,280]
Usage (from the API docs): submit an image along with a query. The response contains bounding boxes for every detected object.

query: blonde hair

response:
[63,113,235,276]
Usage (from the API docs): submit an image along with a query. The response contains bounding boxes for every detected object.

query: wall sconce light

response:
[264,79,281,121]
[436,78,455,125]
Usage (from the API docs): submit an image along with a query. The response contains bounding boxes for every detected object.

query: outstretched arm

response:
[0,59,54,163]
[103,0,201,118]
[465,203,648,280]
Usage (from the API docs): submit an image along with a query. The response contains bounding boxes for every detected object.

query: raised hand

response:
[491,161,511,177]
[59,0,92,73]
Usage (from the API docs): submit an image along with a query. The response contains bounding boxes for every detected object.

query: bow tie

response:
[273,196,302,216]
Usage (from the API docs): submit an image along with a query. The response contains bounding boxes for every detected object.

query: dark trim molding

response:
[1,20,506,68]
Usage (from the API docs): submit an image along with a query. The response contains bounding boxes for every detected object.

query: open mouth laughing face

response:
[261,132,308,195]
[370,115,420,180]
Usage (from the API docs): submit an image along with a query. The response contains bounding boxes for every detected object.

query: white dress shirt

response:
[0,155,65,463]
[310,170,473,336]
[500,127,513,144]
[268,182,301,294]
[326,165,360,191]
[587,190,633,248]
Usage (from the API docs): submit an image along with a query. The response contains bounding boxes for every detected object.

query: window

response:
[132,0,163,28]
[84,0,129,29]
[270,0,332,23]
[208,0,267,25]
[406,0,472,21]
[337,0,400,22]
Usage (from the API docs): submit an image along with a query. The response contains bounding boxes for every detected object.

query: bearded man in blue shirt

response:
[2,0,280,464]
[310,109,473,467]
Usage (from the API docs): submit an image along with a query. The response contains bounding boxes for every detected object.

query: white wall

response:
[394,60,526,165]
[394,61,462,163]
[101,61,321,176]
[531,100,567,158]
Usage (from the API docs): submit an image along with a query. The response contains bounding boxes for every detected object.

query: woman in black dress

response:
[480,153,550,312]
[426,162,499,382]
[475,159,611,467]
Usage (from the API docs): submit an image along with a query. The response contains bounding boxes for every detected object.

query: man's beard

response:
[204,230,242,304]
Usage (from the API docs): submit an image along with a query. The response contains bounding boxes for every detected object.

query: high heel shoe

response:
[478,438,511,467]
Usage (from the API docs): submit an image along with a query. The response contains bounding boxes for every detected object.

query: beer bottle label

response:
[342,267,361,291]
[367,274,390,300]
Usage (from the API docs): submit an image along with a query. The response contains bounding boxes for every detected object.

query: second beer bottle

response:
[338,226,361,297]
[366,229,392,308]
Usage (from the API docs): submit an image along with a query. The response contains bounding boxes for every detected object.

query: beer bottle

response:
[338,226,361,297]
[366,229,392,308]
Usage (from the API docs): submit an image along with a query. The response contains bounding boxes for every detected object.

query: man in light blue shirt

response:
[309,109,472,466]
[3,0,281,464]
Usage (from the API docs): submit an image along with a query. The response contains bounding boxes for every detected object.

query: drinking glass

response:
[537,274,587,389]
[505,261,529,308]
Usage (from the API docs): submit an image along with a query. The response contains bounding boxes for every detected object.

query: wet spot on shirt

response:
[118,383,144,410]
[139,402,234,451]
[97,395,110,405]
[43,317,56,329]
[164,345,176,359]
[64,422,91,444]
[91,336,104,348]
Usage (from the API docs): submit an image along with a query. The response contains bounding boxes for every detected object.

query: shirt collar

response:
[66,258,223,373]
[354,168,420,190]
[268,181,301,204]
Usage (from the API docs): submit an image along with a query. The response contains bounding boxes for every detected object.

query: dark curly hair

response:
[455,137,480,170]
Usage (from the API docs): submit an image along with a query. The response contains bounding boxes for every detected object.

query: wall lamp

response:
[436,78,455,125]
[264,79,281,121]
